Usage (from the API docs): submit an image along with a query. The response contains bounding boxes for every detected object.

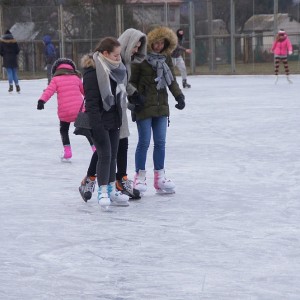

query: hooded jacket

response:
[118,28,147,138]
[271,33,293,56]
[0,31,20,68]
[39,60,84,123]
[129,26,183,121]
[43,35,57,64]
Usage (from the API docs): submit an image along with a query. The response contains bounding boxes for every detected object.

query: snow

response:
[1,75,300,299]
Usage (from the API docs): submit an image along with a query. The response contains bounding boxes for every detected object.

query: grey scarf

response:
[93,52,127,111]
[147,52,174,90]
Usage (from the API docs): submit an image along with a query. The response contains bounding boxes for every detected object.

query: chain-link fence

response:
[1,1,300,78]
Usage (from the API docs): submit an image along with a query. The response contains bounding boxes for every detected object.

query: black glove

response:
[128,92,145,113]
[175,94,185,110]
[37,100,45,110]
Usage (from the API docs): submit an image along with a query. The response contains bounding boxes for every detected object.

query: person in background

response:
[129,26,185,195]
[79,28,147,202]
[42,35,57,85]
[271,29,293,84]
[81,37,130,209]
[37,58,95,162]
[0,29,21,93]
[171,28,192,89]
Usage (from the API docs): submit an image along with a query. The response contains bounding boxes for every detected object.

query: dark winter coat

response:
[129,27,183,121]
[43,35,57,65]
[81,54,122,132]
[0,32,20,68]
[171,29,186,58]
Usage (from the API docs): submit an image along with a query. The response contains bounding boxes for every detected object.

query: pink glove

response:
[289,51,293,55]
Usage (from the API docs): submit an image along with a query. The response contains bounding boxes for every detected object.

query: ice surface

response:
[1,75,300,299]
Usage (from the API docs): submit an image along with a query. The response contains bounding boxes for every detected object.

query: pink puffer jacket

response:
[271,36,293,56]
[40,64,84,122]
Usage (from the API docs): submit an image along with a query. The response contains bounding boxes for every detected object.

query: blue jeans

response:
[6,68,19,85]
[135,116,167,172]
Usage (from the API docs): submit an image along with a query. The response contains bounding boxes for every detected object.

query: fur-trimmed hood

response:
[147,26,177,56]
[81,53,95,69]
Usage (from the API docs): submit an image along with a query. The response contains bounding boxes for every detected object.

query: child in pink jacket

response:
[37,58,95,162]
[271,29,293,83]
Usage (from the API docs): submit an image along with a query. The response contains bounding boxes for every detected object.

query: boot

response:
[16,85,21,93]
[8,85,13,93]
[61,145,72,162]
[98,185,111,208]
[108,182,129,206]
[116,176,141,200]
[133,170,147,193]
[79,175,96,202]
[154,169,175,194]
[182,79,191,88]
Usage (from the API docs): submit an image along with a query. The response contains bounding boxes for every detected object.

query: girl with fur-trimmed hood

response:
[129,26,185,195]
[36,58,95,162]
[80,37,132,208]
[79,29,147,204]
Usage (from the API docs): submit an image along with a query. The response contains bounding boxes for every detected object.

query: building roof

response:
[10,22,39,41]
[126,0,183,4]
[244,13,291,32]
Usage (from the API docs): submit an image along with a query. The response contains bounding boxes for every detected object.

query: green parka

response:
[129,26,183,121]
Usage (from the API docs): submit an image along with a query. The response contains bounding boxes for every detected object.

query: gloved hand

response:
[289,51,293,55]
[175,94,185,110]
[128,92,145,113]
[37,100,45,110]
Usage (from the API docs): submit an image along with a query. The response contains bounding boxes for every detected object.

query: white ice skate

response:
[98,185,111,211]
[154,169,175,194]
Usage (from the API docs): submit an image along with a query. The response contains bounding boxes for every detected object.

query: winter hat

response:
[5,29,11,34]
[278,29,286,35]
[51,58,76,75]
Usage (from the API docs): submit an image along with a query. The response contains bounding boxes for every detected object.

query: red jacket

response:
[40,64,84,122]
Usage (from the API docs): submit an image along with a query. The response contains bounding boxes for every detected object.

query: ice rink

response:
[1,75,300,299]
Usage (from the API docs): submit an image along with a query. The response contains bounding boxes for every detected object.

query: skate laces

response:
[122,176,133,191]
[85,177,96,193]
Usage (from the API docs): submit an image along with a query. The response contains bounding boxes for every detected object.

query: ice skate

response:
[8,85,13,93]
[182,79,191,88]
[116,176,141,200]
[154,169,175,194]
[79,176,96,202]
[274,75,279,84]
[98,185,111,211]
[134,170,147,194]
[61,145,72,163]
[286,75,292,84]
[108,182,129,206]
[16,85,21,93]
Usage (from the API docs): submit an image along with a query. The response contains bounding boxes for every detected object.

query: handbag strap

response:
[79,98,85,113]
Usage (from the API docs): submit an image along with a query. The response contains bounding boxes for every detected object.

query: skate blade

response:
[100,205,112,212]
[156,189,175,194]
[110,201,130,207]
[61,158,72,163]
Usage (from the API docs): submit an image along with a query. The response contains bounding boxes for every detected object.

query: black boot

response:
[182,79,191,88]
[8,85,13,93]
[16,85,21,93]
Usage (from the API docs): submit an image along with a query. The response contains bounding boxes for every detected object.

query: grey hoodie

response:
[118,28,147,139]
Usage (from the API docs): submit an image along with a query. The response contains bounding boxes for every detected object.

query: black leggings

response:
[60,121,93,146]
[87,137,128,180]
[91,125,120,186]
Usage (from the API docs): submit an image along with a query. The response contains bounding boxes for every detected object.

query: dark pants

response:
[87,137,128,181]
[60,121,93,147]
[91,124,120,186]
